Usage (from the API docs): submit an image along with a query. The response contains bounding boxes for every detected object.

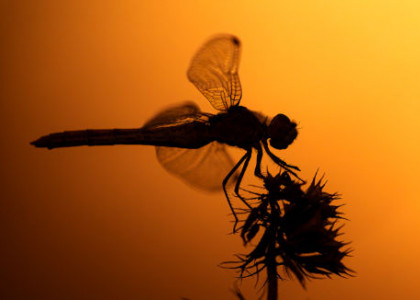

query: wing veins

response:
[187,34,242,111]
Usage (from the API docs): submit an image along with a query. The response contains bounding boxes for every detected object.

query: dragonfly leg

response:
[233,150,253,208]
[223,152,249,232]
[254,143,264,179]
[262,140,304,182]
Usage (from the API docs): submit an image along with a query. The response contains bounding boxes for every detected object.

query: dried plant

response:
[223,170,353,300]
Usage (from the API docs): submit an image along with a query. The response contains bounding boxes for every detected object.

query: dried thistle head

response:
[223,170,353,288]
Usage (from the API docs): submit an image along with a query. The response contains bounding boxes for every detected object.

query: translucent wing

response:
[143,102,237,191]
[143,101,209,129]
[156,142,237,192]
[187,34,242,111]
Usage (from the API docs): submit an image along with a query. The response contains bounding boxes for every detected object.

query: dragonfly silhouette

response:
[31,35,300,229]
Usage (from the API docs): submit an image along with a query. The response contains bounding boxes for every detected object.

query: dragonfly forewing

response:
[187,34,242,111]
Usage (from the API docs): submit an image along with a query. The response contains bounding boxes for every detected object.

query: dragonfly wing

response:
[187,35,242,111]
[156,142,238,192]
[142,101,210,129]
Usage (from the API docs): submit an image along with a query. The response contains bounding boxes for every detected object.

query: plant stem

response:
[266,200,279,300]
[266,240,278,300]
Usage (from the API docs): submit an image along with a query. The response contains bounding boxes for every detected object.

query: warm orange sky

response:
[1,1,420,299]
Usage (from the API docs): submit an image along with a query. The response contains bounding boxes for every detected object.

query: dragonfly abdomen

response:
[31,121,214,150]
[31,129,145,149]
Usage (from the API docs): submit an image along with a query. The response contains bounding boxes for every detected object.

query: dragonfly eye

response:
[268,114,298,150]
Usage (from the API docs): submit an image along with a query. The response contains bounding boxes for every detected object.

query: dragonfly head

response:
[267,114,298,150]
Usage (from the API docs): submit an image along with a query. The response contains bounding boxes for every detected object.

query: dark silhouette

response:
[30,35,353,300]
[223,170,353,300]
[31,35,301,230]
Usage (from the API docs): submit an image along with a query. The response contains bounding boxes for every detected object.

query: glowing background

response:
[1,1,420,299]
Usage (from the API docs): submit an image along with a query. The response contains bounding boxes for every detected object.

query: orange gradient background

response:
[1,1,420,299]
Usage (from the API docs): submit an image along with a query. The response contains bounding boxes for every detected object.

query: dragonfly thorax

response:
[210,106,265,150]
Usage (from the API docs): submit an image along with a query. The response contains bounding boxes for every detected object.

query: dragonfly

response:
[31,35,300,230]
